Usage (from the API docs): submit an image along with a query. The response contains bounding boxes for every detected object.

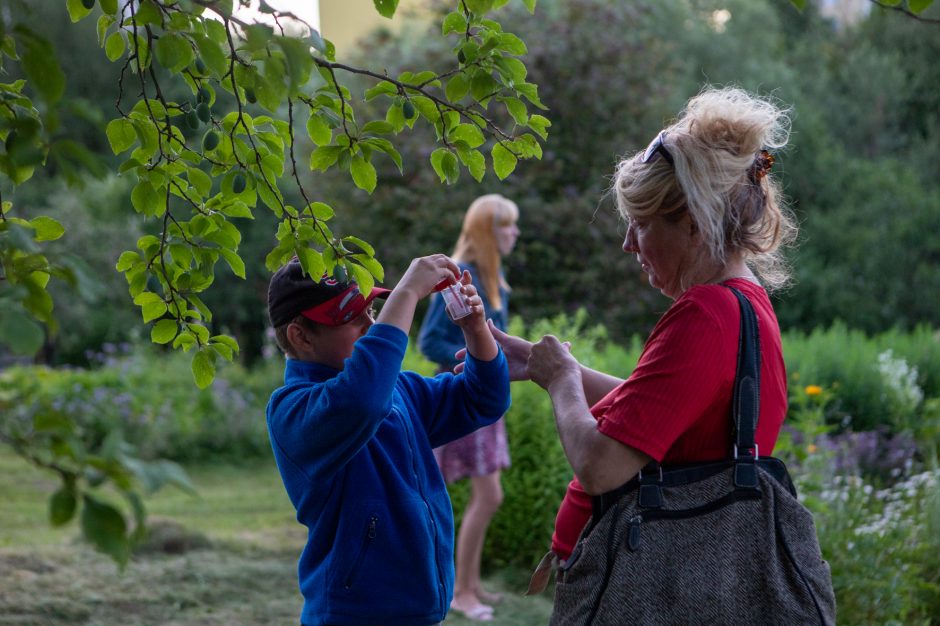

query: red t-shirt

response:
[551,279,788,559]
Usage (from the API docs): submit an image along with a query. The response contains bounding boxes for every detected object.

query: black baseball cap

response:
[267,259,390,327]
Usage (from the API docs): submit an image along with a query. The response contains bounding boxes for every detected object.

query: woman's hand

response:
[452,319,532,379]
[528,335,579,390]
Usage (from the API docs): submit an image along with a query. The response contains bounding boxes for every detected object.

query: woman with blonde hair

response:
[419,193,520,622]
[493,87,835,623]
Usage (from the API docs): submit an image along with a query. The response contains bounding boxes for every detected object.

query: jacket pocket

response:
[343,514,378,590]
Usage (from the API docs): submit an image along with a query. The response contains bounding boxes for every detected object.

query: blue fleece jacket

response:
[266,323,510,626]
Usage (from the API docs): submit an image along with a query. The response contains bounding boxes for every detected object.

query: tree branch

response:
[868,0,940,23]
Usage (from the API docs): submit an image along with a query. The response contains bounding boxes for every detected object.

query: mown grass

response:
[0,449,553,625]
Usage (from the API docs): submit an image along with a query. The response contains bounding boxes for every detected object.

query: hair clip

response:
[752,149,775,181]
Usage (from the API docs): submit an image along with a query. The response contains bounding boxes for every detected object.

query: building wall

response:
[319,0,429,55]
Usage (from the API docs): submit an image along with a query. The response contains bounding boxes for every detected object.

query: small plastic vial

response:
[440,282,472,320]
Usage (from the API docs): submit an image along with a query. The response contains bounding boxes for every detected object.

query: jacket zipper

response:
[397,408,446,613]
[344,515,377,589]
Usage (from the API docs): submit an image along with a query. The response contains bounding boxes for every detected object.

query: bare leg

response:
[451,471,503,618]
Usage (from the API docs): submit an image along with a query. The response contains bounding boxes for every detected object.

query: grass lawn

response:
[0,450,553,625]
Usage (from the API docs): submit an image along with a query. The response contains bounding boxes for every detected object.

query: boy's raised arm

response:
[377,254,462,333]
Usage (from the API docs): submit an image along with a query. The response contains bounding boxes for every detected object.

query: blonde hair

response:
[452,194,519,310]
[612,86,798,291]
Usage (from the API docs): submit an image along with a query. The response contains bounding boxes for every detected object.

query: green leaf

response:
[909,0,932,12]
[364,81,398,101]
[141,300,168,323]
[788,0,807,9]
[154,32,194,73]
[310,145,343,171]
[66,0,94,22]
[115,251,140,272]
[105,31,126,61]
[296,246,326,280]
[373,0,400,18]
[220,249,246,279]
[362,120,394,135]
[131,181,162,216]
[106,118,137,154]
[430,148,459,184]
[350,154,377,193]
[515,82,547,110]
[193,34,228,76]
[305,201,335,220]
[191,347,216,389]
[0,310,45,355]
[151,319,178,344]
[307,113,333,145]
[442,12,466,35]
[430,148,449,183]
[343,235,376,256]
[465,0,495,15]
[30,216,65,242]
[449,123,485,148]
[527,113,551,140]
[49,483,78,527]
[445,73,470,102]
[187,168,212,197]
[521,0,537,12]
[80,495,130,567]
[457,146,486,182]
[348,263,375,296]
[492,143,517,180]
[497,32,527,55]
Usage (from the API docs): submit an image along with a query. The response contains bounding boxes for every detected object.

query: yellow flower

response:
[806,444,818,454]
[805,385,823,396]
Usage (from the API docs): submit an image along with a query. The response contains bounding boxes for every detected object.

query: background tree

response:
[0,0,548,565]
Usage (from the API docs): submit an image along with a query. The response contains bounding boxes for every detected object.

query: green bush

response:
[0,344,277,463]
[782,323,940,435]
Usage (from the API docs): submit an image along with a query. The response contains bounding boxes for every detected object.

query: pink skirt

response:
[433,417,510,484]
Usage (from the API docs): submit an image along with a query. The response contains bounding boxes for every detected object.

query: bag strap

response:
[626,284,764,506]
[725,285,761,488]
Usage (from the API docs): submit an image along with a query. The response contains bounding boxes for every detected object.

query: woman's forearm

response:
[548,371,649,495]
[580,365,625,406]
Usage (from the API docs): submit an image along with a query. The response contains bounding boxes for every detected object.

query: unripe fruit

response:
[245,88,257,104]
[195,58,207,74]
[232,173,246,194]
[332,264,348,284]
[202,130,219,151]
[197,86,210,104]
[457,49,466,64]
[402,100,416,120]
[196,102,210,123]
[185,110,200,130]
[81,0,96,9]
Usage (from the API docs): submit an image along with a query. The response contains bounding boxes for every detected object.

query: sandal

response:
[449,601,494,622]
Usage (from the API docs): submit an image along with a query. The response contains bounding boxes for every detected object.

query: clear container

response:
[440,282,472,320]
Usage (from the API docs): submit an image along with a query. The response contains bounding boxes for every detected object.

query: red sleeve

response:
[550,477,592,561]
[594,293,735,462]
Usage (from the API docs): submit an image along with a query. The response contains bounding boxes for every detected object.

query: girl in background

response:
[419,194,520,622]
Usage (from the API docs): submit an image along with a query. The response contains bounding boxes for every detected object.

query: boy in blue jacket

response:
[266,254,510,626]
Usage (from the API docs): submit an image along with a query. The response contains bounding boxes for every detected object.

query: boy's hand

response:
[376,254,461,336]
[397,254,462,301]
[453,273,499,362]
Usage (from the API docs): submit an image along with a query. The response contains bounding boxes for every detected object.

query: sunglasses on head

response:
[642,130,674,167]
